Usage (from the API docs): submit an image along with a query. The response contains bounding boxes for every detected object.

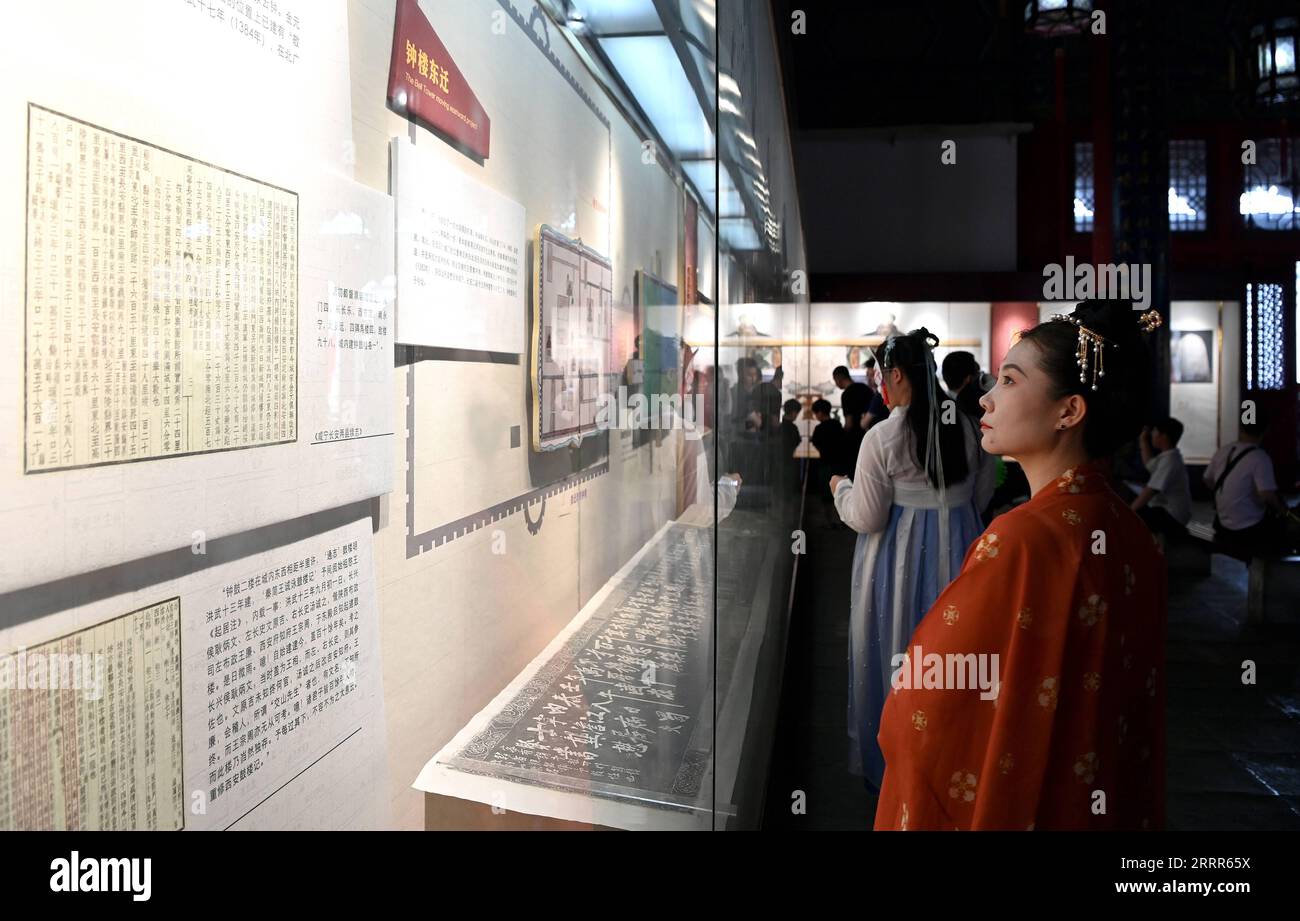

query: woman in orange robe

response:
[874,301,1166,831]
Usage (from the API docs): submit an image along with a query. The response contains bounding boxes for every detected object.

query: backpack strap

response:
[1214,445,1259,496]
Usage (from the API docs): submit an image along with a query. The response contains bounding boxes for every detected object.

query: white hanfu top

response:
[835,407,995,540]
[831,403,997,782]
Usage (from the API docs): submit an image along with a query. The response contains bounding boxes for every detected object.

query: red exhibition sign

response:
[387,0,491,160]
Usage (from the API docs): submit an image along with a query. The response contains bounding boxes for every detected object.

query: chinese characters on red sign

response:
[386,0,490,161]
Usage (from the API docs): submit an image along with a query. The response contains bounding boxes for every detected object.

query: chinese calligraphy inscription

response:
[25,105,298,473]
[0,599,184,830]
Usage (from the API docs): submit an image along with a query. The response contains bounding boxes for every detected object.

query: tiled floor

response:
[762,497,1300,830]
[1165,554,1300,829]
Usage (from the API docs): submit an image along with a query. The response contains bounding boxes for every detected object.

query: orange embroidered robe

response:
[874,463,1166,830]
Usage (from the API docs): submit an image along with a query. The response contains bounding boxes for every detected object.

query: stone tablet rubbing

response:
[446,522,767,811]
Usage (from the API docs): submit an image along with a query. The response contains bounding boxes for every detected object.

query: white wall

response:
[349,0,688,828]
[1218,302,1242,454]
[1170,301,1224,463]
[1037,301,1239,463]
[803,302,992,406]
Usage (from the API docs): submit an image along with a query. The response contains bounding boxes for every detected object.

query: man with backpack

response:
[1203,415,1288,559]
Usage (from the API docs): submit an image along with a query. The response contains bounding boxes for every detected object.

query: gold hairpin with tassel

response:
[1138,310,1163,332]
[1050,314,1113,391]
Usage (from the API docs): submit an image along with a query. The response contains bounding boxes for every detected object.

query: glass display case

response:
[0,0,808,832]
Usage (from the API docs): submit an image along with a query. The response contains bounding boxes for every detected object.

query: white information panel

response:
[0,1,396,594]
[391,136,526,352]
[0,158,395,593]
[0,598,184,830]
[24,104,301,472]
[0,517,389,830]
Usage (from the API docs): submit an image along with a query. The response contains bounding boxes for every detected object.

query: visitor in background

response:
[810,398,844,500]
[780,398,805,494]
[781,398,803,458]
[862,357,890,431]
[1203,414,1288,559]
[874,301,1166,831]
[838,378,871,478]
[731,356,761,432]
[749,381,783,434]
[941,350,986,420]
[809,398,843,461]
[830,328,994,791]
[1130,417,1192,537]
[623,335,647,449]
[833,364,872,427]
[726,381,783,511]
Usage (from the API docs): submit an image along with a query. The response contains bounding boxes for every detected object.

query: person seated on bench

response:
[1131,416,1192,538]
[1203,414,1288,559]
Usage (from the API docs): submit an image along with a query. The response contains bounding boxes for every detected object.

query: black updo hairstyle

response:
[881,327,970,488]
[1016,299,1153,459]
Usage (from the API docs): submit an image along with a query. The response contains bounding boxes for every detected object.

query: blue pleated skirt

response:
[848,500,985,788]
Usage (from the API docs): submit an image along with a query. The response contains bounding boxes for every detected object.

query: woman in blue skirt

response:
[831,328,995,790]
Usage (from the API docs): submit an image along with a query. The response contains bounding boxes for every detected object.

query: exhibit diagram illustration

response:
[531,225,614,451]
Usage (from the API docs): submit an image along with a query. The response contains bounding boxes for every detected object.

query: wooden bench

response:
[1159,519,1214,577]
[1181,518,1298,625]
[1247,554,1300,625]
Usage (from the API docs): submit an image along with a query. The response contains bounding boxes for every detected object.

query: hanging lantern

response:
[1251,14,1300,104]
[1023,0,1093,37]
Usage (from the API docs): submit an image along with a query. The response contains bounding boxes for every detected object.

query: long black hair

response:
[881,327,971,488]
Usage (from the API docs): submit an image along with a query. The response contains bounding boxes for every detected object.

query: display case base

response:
[424,791,618,832]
